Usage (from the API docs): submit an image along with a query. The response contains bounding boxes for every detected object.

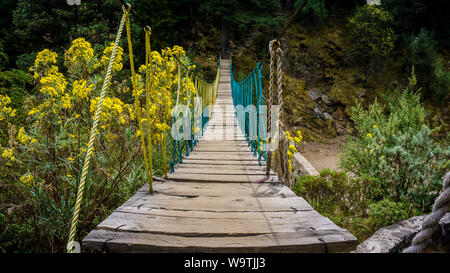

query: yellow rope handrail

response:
[66,4,130,253]
[67,3,221,252]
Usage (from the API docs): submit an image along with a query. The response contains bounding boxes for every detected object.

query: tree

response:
[198,0,283,59]
[347,4,396,70]
[382,0,450,48]
[299,0,328,22]
[9,0,125,70]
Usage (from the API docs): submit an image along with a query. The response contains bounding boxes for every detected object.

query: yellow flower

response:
[373,124,377,129]
[0,94,16,121]
[94,43,123,72]
[17,127,37,144]
[288,145,297,153]
[67,157,75,162]
[64,38,94,67]
[90,96,125,128]
[30,49,59,79]
[2,148,15,161]
[19,174,34,186]
[72,80,93,99]
[366,133,373,138]
[287,151,293,159]
[62,94,71,109]
[39,71,67,97]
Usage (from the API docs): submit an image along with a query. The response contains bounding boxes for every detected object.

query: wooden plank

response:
[181,159,262,165]
[83,229,357,253]
[184,153,260,161]
[96,210,338,236]
[173,168,266,175]
[175,163,265,171]
[193,146,254,152]
[167,173,278,183]
[113,192,312,212]
[143,182,296,198]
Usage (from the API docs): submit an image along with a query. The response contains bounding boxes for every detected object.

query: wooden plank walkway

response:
[82,59,357,253]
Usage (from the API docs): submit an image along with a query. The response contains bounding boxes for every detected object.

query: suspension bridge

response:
[61,1,450,254]
[81,57,357,252]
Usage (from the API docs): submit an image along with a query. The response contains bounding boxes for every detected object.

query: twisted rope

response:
[265,40,276,176]
[266,40,284,177]
[67,5,129,253]
[403,172,450,253]
[275,45,284,120]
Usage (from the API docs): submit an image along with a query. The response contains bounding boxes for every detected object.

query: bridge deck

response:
[82,60,357,252]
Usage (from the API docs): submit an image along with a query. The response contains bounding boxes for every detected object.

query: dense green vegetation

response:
[0,0,449,252]
[294,71,449,241]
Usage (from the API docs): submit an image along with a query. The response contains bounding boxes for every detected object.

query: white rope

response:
[403,172,450,253]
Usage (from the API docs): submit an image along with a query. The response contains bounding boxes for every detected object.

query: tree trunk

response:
[220,18,230,59]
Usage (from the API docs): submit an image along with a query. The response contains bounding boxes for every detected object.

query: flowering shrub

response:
[285,130,303,172]
[0,36,195,252]
[0,94,16,121]
[348,5,396,59]
[340,72,449,211]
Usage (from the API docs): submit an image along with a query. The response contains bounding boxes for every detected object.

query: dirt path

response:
[301,137,345,172]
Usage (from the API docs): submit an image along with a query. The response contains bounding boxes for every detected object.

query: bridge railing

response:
[169,59,220,172]
[230,59,267,166]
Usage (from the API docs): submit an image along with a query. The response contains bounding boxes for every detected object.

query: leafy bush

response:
[431,58,450,101]
[406,28,437,73]
[299,0,328,21]
[293,169,413,241]
[0,38,193,252]
[368,199,411,230]
[293,168,349,214]
[347,5,396,65]
[340,71,449,211]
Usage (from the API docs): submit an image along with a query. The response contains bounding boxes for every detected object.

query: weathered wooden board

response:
[183,153,260,161]
[175,164,265,171]
[96,210,338,236]
[82,59,358,253]
[115,192,312,213]
[180,159,262,165]
[173,168,265,175]
[167,173,278,183]
[83,229,357,253]
[143,182,296,198]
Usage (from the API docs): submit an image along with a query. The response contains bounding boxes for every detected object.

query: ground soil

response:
[301,136,345,172]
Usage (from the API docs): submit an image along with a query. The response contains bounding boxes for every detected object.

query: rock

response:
[440,212,450,244]
[358,92,365,98]
[352,215,426,253]
[313,107,324,119]
[353,213,450,253]
[323,112,333,120]
[321,95,332,105]
[336,124,345,136]
[308,88,323,101]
